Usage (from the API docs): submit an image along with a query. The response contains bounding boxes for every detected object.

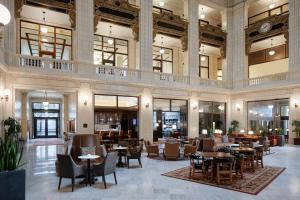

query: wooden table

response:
[78,154,100,185]
[113,146,128,167]
[198,151,234,159]
[231,147,255,153]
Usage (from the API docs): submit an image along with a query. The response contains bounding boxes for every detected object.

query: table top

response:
[198,151,234,159]
[113,146,128,150]
[78,154,100,160]
[231,147,255,152]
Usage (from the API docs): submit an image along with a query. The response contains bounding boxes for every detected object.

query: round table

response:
[113,146,128,167]
[78,154,100,185]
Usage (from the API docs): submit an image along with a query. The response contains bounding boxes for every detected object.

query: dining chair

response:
[255,147,264,168]
[127,143,143,168]
[216,157,234,185]
[189,154,203,177]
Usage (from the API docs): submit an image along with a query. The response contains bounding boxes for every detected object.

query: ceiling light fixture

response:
[0,4,11,26]
[201,56,206,61]
[42,91,49,106]
[42,38,48,42]
[269,0,275,9]
[159,36,165,54]
[107,25,114,45]
[158,1,165,7]
[40,11,48,34]
[200,8,205,19]
[269,38,275,55]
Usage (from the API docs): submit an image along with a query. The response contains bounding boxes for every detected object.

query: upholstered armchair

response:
[163,142,180,160]
[57,154,85,192]
[93,152,118,189]
[184,139,200,157]
[202,138,215,152]
[127,143,143,168]
[144,140,159,157]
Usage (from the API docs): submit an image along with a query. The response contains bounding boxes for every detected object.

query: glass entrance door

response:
[34,117,59,138]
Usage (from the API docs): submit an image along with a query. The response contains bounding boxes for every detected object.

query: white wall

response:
[249,58,289,78]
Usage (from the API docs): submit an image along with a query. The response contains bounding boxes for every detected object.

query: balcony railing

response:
[2,51,300,91]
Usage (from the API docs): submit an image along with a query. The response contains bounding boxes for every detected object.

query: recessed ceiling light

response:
[269,3,275,9]
[158,1,165,7]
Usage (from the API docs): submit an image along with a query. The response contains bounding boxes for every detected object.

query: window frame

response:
[199,54,209,78]
[152,45,173,73]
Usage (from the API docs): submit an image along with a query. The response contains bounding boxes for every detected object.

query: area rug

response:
[32,139,64,146]
[162,166,285,195]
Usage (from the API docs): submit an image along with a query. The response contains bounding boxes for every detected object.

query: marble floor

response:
[23,143,300,200]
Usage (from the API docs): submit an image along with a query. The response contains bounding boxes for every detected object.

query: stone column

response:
[184,0,199,79]
[223,2,248,88]
[188,93,199,138]
[77,83,94,134]
[139,0,153,72]
[21,92,27,140]
[289,0,300,72]
[63,95,69,133]
[74,0,94,73]
[139,89,153,142]
[289,90,300,144]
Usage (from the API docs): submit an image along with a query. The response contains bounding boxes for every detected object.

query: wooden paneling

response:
[249,44,287,66]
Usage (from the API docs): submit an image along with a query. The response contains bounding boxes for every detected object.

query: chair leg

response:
[138,158,142,168]
[58,177,62,190]
[71,177,75,192]
[102,175,107,189]
[113,172,117,184]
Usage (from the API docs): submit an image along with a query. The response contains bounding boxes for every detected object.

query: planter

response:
[275,135,285,146]
[0,169,25,200]
[294,138,300,145]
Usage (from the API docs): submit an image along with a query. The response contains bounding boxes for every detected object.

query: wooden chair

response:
[184,139,200,157]
[216,157,234,185]
[255,147,264,168]
[189,154,203,177]
[202,138,214,152]
[144,140,159,157]
[233,153,244,179]
[244,151,255,172]
[127,143,143,168]
[163,142,180,160]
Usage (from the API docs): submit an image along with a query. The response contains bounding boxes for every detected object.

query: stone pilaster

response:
[74,0,94,66]
[21,92,27,140]
[139,0,153,71]
[139,89,153,142]
[289,0,300,72]
[185,0,199,78]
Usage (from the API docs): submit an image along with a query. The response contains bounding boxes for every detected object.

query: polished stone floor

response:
[23,143,300,200]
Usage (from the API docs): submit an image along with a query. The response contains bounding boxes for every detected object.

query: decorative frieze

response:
[15,0,76,29]
[245,14,289,55]
[94,0,139,40]
[199,24,227,58]
[153,11,188,51]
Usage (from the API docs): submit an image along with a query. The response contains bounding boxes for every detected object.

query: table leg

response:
[87,159,91,186]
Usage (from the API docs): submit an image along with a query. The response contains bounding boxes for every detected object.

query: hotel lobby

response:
[0,0,300,199]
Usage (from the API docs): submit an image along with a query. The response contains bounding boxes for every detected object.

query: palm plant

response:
[292,120,300,137]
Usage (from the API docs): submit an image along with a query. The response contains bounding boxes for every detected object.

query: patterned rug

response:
[162,166,285,195]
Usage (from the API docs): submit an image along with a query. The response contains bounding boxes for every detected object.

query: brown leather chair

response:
[144,140,159,157]
[163,142,180,160]
[70,134,104,163]
[184,139,200,157]
[202,138,215,152]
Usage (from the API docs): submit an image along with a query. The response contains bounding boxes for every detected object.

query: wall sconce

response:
[0,89,11,102]
[293,99,298,108]
[82,96,88,106]
[145,101,150,108]
[236,103,241,111]
[193,103,198,110]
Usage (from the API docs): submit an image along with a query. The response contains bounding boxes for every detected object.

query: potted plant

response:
[0,117,25,200]
[228,120,239,135]
[275,128,285,146]
[292,120,300,145]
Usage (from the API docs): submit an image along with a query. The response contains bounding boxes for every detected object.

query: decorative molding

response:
[94,0,139,40]
[15,0,76,29]
[245,14,289,55]
[153,11,188,51]
[199,24,227,58]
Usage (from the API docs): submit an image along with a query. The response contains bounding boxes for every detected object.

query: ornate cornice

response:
[245,14,289,55]
[199,24,227,58]
[94,0,139,41]
[153,11,188,51]
[15,0,76,29]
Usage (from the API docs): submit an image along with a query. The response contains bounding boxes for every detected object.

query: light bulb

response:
[201,56,206,61]
[40,27,48,33]
[200,14,205,19]
[269,3,275,9]
[269,50,275,56]
[107,38,114,45]
[0,4,11,26]
[159,48,165,54]
[158,1,165,7]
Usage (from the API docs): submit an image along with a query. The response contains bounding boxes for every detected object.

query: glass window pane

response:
[212,102,225,113]
[171,100,187,112]
[200,67,209,79]
[115,40,128,54]
[115,54,128,67]
[282,4,288,13]
[118,96,138,109]
[163,49,172,61]
[198,101,212,113]
[200,55,209,67]
[153,99,170,111]
[270,8,281,16]
[95,95,117,108]
[162,62,172,74]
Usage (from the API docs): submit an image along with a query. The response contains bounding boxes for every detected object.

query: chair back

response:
[57,154,74,178]
[165,142,180,158]
[118,140,129,147]
[202,138,214,152]
[104,152,118,175]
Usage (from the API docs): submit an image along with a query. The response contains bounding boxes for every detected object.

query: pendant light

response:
[42,91,49,106]
[40,11,48,34]
[200,8,205,19]
[268,38,275,56]
[159,37,165,54]
[107,25,114,45]
[0,4,11,26]
[158,1,165,7]
[269,0,275,9]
